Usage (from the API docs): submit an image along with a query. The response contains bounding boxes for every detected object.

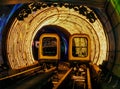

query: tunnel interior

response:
[32,25,70,61]
[0,0,120,89]
[2,2,109,70]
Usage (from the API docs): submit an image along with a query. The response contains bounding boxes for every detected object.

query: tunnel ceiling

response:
[0,0,106,8]
[4,2,108,69]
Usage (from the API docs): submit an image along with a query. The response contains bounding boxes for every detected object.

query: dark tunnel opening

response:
[32,25,70,61]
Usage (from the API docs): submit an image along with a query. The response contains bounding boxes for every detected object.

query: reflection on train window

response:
[72,37,88,57]
[42,37,57,56]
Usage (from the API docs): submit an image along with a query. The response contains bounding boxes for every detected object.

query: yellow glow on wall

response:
[7,6,108,69]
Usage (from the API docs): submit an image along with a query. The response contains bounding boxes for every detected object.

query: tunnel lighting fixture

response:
[73,6,79,11]
[17,13,24,20]
[29,2,41,11]
[17,9,29,20]
[53,3,58,7]
[79,6,88,16]
[30,3,37,11]
[78,6,97,23]
[86,11,97,23]
[22,9,29,17]
[17,2,42,21]
[64,3,69,8]
[41,3,47,8]
[23,5,32,14]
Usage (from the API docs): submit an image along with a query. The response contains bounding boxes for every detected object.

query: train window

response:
[39,34,60,60]
[72,37,88,57]
[42,37,57,56]
[69,34,90,61]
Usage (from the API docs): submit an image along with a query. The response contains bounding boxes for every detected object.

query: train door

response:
[39,33,60,61]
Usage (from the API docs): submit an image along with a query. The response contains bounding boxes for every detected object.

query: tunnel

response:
[32,25,70,61]
[0,0,120,89]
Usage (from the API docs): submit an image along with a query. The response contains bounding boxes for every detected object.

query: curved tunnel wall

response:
[105,0,120,77]
[3,3,108,69]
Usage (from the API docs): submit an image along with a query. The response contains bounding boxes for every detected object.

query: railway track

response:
[0,62,92,89]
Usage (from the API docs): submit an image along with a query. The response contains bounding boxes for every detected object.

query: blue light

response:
[0,4,22,40]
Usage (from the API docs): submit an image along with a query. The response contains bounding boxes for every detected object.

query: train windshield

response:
[42,37,57,56]
[72,37,88,57]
